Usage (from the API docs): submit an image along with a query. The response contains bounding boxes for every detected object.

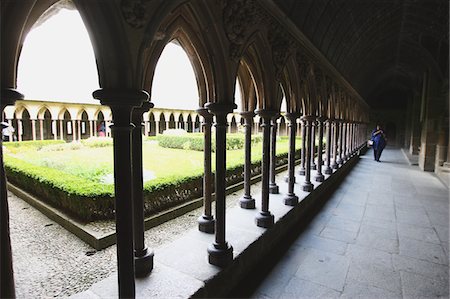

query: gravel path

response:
[8,178,266,298]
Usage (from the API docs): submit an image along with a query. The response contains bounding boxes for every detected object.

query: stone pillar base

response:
[311,163,317,170]
[324,167,333,175]
[331,163,339,169]
[314,173,325,182]
[134,249,154,278]
[284,176,296,183]
[302,182,314,192]
[198,215,215,234]
[239,195,255,209]
[268,183,279,194]
[256,211,274,228]
[298,168,306,175]
[207,242,233,267]
[284,193,298,206]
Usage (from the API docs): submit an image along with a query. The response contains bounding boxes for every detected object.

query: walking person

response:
[371,124,386,162]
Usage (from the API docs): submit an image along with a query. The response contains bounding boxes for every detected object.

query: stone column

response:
[332,120,339,168]
[239,111,256,209]
[284,113,300,206]
[298,119,306,175]
[205,102,235,267]
[59,120,64,140]
[1,89,23,299]
[314,117,325,182]
[155,121,160,135]
[197,108,215,232]
[310,120,317,170]
[343,122,348,161]
[337,120,344,165]
[269,114,280,194]
[324,118,333,174]
[31,119,37,141]
[77,120,82,141]
[93,89,148,298]
[131,101,154,277]
[302,116,314,192]
[71,120,76,141]
[39,119,44,140]
[255,109,277,228]
[89,120,94,138]
[94,120,98,137]
[17,119,22,141]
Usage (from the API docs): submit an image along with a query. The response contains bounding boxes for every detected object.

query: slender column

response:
[239,111,255,209]
[59,120,64,140]
[89,120,94,138]
[6,119,13,142]
[302,116,314,192]
[298,119,306,175]
[337,120,344,165]
[31,119,37,141]
[310,120,317,170]
[269,114,280,194]
[131,101,154,277]
[255,109,276,228]
[93,89,148,298]
[155,121,160,135]
[197,108,215,232]
[205,102,235,267]
[314,117,325,182]
[71,120,76,141]
[1,89,23,299]
[94,120,98,137]
[324,119,333,174]
[77,120,82,141]
[17,119,22,141]
[284,113,299,206]
[331,120,339,168]
[39,119,44,140]
[342,122,348,161]
[192,121,195,132]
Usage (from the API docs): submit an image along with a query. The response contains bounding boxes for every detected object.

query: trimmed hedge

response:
[3,140,66,152]
[81,137,113,148]
[157,133,262,152]
[4,147,300,222]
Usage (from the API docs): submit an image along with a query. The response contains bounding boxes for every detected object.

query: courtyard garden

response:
[3,133,302,222]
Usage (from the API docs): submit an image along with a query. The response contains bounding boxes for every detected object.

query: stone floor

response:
[251,147,449,298]
[8,147,449,298]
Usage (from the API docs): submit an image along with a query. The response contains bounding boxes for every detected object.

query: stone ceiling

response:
[274,0,449,109]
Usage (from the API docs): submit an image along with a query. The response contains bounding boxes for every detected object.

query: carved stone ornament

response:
[121,0,151,29]
[268,21,295,79]
[223,0,263,60]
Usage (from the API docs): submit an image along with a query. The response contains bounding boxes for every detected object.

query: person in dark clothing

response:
[371,124,387,162]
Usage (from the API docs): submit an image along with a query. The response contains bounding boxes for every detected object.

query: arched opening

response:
[194,115,201,133]
[160,114,167,134]
[21,109,32,141]
[17,3,99,104]
[279,116,287,136]
[151,41,199,111]
[62,110,72,141]
[186,115,193,132]
[169,114,176,129]
[80,110,89,139]
[39,108,53,140]
[230,116,238,133]
[148,113,156,136]
[178,115,185,130]
[96,111,106,137]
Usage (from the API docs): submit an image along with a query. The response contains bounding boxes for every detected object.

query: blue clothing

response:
[371,129,386,150]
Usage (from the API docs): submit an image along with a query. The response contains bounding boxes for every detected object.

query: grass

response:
[4,135,302,184]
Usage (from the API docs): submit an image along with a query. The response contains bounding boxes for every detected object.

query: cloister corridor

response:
[7,147,449,298]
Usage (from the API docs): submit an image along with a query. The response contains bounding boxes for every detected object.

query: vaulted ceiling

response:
[274,0,449,109]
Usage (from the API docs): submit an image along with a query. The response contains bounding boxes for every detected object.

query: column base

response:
[269,183,279,194]
[239,195,255,209]
[302,182,314,192]
[324,167,333,174]
[311,163,317,170]
[255,211,274,228]
[207,242,233,267]
[284,175,296,183]
[198,215,215,234]
[331,163,339,169]
[298,168,306,176]
[284,193,298,206]
[314,173,325,182]
[134,248,154,277]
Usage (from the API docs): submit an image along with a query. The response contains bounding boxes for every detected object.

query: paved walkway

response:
[251,147,449,298]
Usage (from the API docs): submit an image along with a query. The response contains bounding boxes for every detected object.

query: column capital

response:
[205,102,236,116]
[300,115,317,122]
[255,109,278,119]
[316,116,327,122]
[196,107,213,121]
[1,88,24,110]
[132,101,154,123]
[285,112,301,121]
[93,88,149,108]
[240,111,255,119]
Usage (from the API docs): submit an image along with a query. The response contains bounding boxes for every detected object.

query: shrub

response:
[81,137,113,148]
[3,140,66,153]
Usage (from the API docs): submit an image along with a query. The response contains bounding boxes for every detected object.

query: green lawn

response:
[5,136,301,184]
